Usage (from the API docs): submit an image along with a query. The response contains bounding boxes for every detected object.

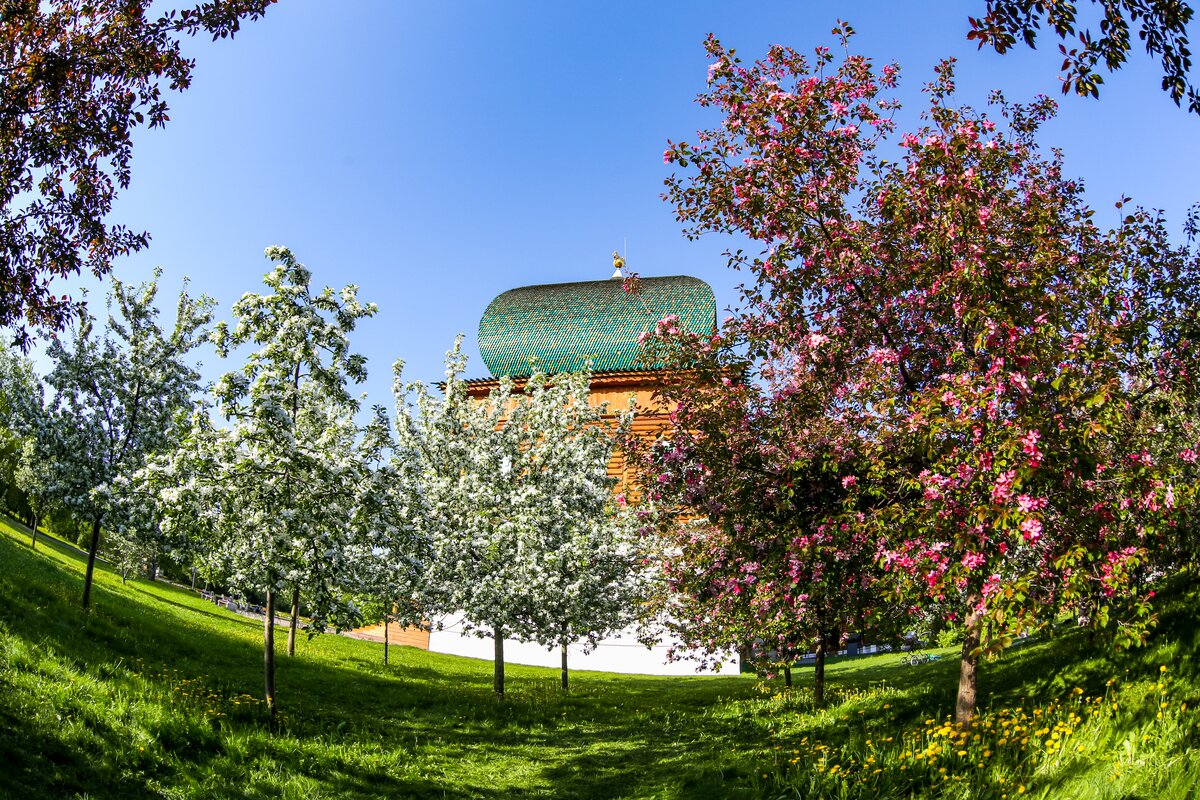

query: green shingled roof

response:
[478,276,716,378]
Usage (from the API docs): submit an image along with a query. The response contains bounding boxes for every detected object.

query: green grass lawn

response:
[1,517,1197,799]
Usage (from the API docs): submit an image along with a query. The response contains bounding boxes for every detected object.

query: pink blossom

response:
[1016,494,1046,513]
[842,475,857,488]
[1019,517,1042,542]
[991,470,1016,504]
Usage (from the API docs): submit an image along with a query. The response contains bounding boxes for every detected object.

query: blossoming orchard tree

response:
[341,405,429,667]
[42,270,213,609]
[151,247,376,718]
[629,341,897,702]
[396,341,643,695]
[658,27,1200,724]
[504,371,646,693]
[0,346,48,536]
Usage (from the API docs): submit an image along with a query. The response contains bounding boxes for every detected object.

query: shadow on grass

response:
[0,529,769,799]
[7,522,1195,800]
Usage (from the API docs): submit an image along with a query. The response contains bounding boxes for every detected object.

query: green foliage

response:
[936,624,965,649]
[3,518,1199,798]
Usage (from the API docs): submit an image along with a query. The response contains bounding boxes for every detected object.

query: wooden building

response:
[465,273,717,488]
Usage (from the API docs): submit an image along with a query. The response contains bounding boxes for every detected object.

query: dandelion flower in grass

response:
[1161,665,1168,673]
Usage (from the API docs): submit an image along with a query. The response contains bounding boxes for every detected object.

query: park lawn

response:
[0,517,1198,799]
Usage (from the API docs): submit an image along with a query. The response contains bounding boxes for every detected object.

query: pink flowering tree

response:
[655,26,1200,724]
[629,366,896,703]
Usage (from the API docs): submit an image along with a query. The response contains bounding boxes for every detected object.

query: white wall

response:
[427,615,740,676]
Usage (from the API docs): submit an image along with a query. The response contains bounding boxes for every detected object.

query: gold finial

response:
[611,250,626,279]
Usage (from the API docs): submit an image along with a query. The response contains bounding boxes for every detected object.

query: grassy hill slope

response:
[0,518,1197,799]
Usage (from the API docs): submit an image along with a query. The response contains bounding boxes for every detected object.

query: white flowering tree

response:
[343,404,429,665]
[153,246,376,718]
[505,370,647,692]
[0,347,51,543]
[15,437,58,551]
[397,340,643,695]
[42,271,213,608]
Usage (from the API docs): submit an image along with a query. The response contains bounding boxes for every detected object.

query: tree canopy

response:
[0,0,275,346]
[655,28,1200,723]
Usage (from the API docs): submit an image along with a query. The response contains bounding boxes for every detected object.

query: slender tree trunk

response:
[146,554,158,582]
[287,586,300,657]
[493,627,505,696]
[383,616,389,666]
[29,513,40,550]
[783,665,792,689]
[81,516,102,610]
[813,641,826,705]
[956,595,984,727]
[191,566,197,590]
[561,643,569,692]
[264,587,277,720]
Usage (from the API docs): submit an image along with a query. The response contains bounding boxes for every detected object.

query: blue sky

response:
[45,1,1200,410]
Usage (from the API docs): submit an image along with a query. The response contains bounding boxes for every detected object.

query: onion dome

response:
[477,276,716,378]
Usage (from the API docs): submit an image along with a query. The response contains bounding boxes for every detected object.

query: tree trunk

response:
[383,616,389,666]
[191,566,197,590]
[146,554,158,582]
[493,627,505,696]
[81,516,102,610]
[264,587,277,720]
[813,641,826,705]
[287,586,300,657]
[956,595,984,727]
[29,513,40,550]
[783,665,792,689]
[561,643,569,692]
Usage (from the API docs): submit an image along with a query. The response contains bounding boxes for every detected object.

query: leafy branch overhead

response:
[968,0,1199,113]
[0,0,275,346]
